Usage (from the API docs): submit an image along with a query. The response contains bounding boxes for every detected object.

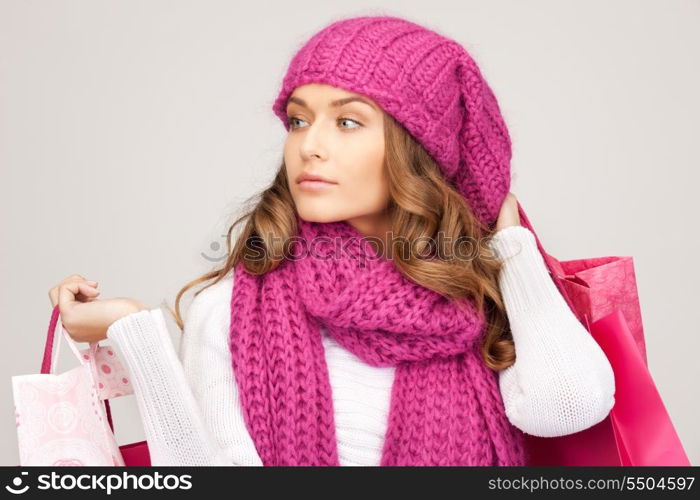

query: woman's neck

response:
[346,211,392,259]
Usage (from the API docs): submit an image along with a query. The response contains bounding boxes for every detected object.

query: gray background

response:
[1,0,698,466]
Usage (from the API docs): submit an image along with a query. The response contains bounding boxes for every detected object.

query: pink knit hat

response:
[272,15,512,228]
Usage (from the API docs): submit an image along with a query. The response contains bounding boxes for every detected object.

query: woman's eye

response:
[286,116,362,131]
[288,116,307,129]
[338,117,362,129]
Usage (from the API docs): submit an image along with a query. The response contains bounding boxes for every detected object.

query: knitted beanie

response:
[271,15,512,228]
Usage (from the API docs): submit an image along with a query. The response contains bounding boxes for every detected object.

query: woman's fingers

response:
[58,281,98,311]
[76,282,100,302]
[57,281,80,311]
[49,276,98,307]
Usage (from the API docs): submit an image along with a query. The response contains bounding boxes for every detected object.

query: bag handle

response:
[515,201,581,322]
[41,305,116,432]
[41,305,97,374]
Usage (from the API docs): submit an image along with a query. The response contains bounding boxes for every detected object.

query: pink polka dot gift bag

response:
[11,305,150,466]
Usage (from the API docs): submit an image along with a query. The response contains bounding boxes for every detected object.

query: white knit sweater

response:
[106,225,616,466]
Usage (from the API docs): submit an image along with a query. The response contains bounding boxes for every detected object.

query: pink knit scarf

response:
[229,217,526,466]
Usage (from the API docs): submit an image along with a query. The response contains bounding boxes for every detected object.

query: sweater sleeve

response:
[106,277,262,466]
[488,225,616,438]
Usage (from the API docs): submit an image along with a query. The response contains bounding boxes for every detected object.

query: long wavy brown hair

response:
[168,111,516,372]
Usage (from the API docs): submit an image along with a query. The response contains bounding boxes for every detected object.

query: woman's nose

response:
[300,124,328,160]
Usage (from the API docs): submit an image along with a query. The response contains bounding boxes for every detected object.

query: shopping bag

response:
[11,305,150,466]
[12,306,124,465]
[70,330,151,466]
[543,252,648,366]
[75,334,152,466]
[514,202,691,466]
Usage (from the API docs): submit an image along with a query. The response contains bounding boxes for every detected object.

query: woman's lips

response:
[298,180,338,192]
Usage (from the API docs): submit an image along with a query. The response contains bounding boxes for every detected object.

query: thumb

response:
[58,281,99,311]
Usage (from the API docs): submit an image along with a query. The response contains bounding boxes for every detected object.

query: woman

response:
[49,15,615,466]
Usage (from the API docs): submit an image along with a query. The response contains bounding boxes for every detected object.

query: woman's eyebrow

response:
[287,95,377,111]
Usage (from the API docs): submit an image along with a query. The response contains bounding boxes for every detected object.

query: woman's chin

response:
[296,207,344,224]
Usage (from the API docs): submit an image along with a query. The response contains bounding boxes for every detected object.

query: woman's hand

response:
[48,274,148,343]
[495,192,521,232]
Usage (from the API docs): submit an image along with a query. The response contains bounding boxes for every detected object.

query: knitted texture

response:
[229,217,526,466]
[271,15,512,229]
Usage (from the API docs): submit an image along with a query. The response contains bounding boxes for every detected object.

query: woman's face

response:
[284,83,389,238]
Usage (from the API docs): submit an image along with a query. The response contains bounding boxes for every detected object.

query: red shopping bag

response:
[40,305,151,466]
[515,202,690,466]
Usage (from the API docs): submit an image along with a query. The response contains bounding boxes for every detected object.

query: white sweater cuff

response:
[488,225,571,316]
